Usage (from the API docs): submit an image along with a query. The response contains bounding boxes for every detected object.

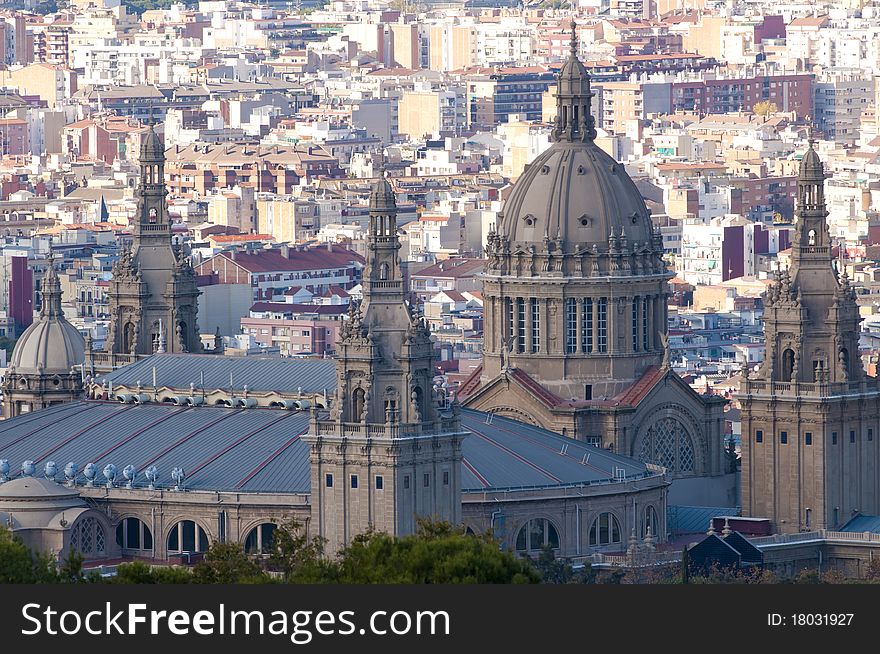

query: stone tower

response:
[2,263,85,418]
[303,173,467,552]
[99,125,201,370]
[739,138,880,533]
[462,25,731,506]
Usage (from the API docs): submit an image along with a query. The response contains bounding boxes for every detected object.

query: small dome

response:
[0,477,80,500]
[499,141,653,248]
[369,174,396,212]
[10,319,85,374]
[800,143,824,179]
[9,265,85,374]
[141,125,165,162]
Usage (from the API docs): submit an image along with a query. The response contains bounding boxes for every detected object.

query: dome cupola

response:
[9,264,85,375]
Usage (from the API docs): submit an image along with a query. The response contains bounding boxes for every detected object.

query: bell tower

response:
[98,125,201,370]
[303,173,467,552]
[739,137,880,532]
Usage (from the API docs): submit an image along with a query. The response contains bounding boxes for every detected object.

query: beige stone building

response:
[739,140,880,533]
[462,41,732,506]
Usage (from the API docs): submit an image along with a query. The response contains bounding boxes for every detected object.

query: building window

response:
[443,470,449,486]
[423,473,430,487]
[780,431,787,444]
[850,430,856,443]
[584,384,592,401]
[530,298,540,353]
[642,297,649,351]
[832,432,837,445]
[517,298,526,352]
[589,512,621,547]
[515,518,560,553]
[582,298,593,353]
[870,429,874,442]
[805,509,812,529]
[805,432,812,445]
[638,417,696,474]
[565,298,577,353]
[326,473,333,488]
[506,298,514,346]
[632,297,639,351]
[167,520,209,554]
[243,523,277,555]
[351,475,358,489]
[70,517,106,558]
[115,517,153,551]
[375,475,384,490]
[404,475,410,489]
[597,298,608,352]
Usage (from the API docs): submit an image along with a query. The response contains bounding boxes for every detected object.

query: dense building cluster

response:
[1,0,880,578]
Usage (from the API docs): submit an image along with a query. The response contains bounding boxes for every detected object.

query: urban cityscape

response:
[1,0,880,585]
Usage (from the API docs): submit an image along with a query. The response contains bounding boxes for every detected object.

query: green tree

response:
[334,520,539,584]
[268,518,334,583]
[0,526,59,583]
[114,560,194,583]
[192,543,267,584]
[533,544,593,583]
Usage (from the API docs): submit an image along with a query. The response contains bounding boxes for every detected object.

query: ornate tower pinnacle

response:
[739,137,877,533]
[553,21,596,143]
[99,123,202,369]
[304,172,466,552]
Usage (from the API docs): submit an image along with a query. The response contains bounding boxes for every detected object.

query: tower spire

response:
[553,21,595,143]
[41,259,63,319]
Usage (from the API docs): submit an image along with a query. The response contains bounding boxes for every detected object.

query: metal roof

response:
[0,402,657,495]
[840,515,880,534]
[668,505,740,535]
[99,354,338,394]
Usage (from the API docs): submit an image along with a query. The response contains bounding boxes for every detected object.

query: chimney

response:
[230,248,237,261]
[326,241,332,252]
[281,244,290,258]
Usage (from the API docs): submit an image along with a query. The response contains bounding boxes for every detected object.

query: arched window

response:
[69,516,106,558]
[378,262,389,280]
[243,523,277,555]
[514,518,560,553]
[781,348,795,381]
[116,517,153,551]
[638,417,696,475]
[167,520,209,554]
[840,348,849,377]
[148,207,158,224]
[589,512,621,547]
[352,388,365,420]
[643,506,659,539]
[808,229,816,245]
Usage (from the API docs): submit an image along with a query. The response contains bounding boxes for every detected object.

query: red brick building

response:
[195,243,364,301]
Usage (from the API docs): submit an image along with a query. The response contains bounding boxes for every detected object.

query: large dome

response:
[9,265,84,375]
[499,140,653,248]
